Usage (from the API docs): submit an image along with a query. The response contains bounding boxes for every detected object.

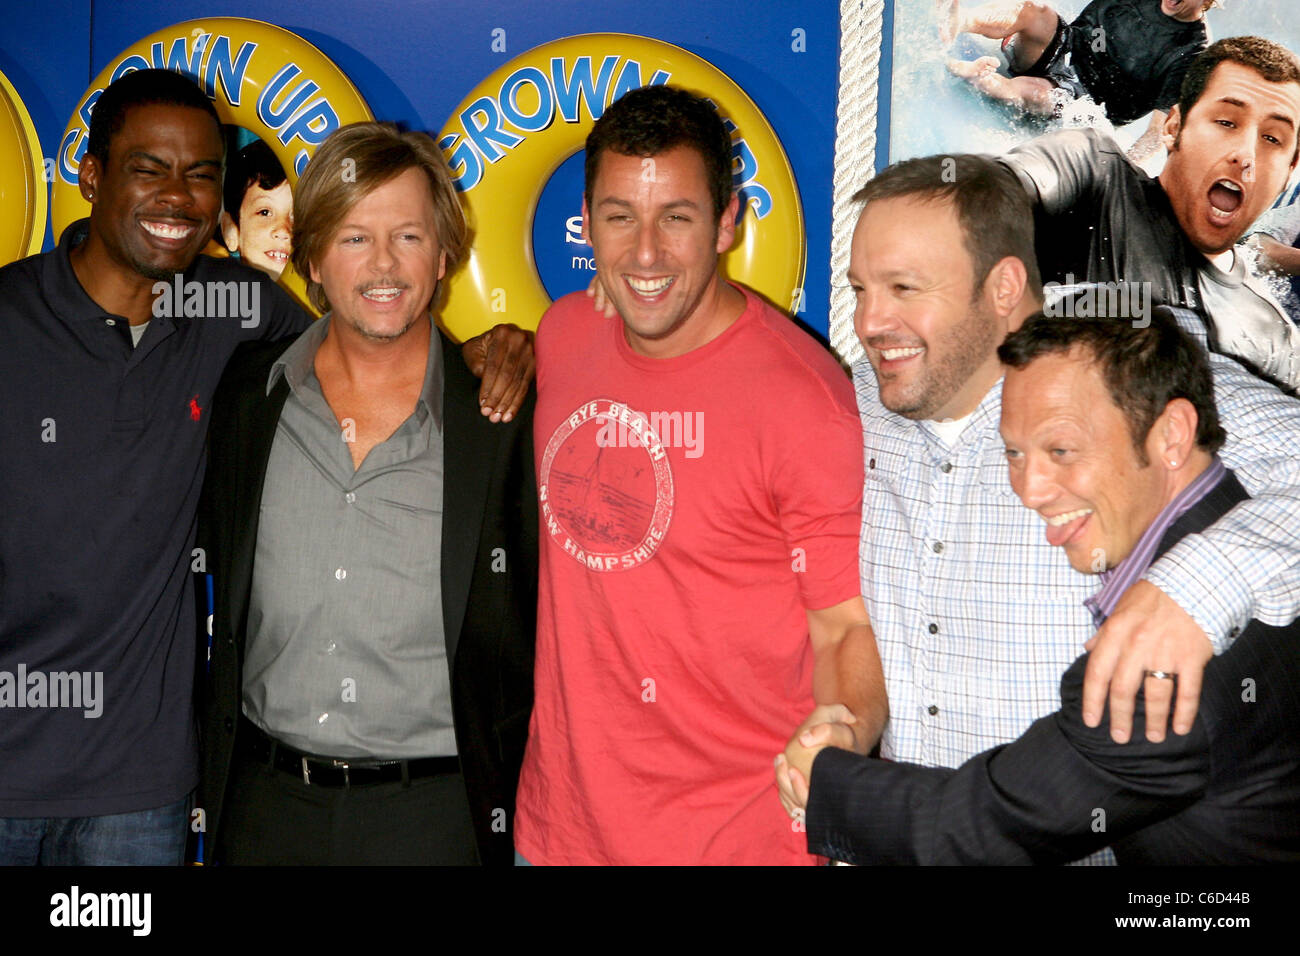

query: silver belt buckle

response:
[301,756,311,785]
[332,759,351,786]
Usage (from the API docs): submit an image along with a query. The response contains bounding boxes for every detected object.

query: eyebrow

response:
[125,150,222,170]
[596,197,704,211]
[1216,96,1296,130]
[336,220,428,232]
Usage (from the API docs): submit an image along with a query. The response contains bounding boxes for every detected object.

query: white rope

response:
[830,0,886,366]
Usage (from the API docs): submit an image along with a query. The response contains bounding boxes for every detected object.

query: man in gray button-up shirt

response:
[198,122,537,866]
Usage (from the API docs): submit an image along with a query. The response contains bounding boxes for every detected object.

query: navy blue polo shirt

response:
[0,221,309,816]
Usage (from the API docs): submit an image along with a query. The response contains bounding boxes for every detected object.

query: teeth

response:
[626,276,673,295]
[266,250,288,260]
[1217,180,1242,193]
[1044,508,1093,527]
[362,287,403,301]
[141,221,193,239]
[881,347,924,360]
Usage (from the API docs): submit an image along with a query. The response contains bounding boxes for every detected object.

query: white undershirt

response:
[129,321,149,347]
[929,410,976,446]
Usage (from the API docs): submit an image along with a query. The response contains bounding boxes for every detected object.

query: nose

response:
[155,170,197,211]
[369,235,397,273]
[1011,452,1056,511]
[1228,129,1257,180]
[635,219,660,268]
[852,284,896,348]
[272,215,291,240]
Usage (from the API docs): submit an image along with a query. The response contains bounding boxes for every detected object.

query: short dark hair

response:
[997,309,1226,462]
[223,139,287,224]
[86,68,222,163]
[584,85,733,219]
[1178,37,1300,159]
[853,154,1042,295]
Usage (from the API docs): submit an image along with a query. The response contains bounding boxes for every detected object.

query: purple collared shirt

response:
[1084,458,1227,627]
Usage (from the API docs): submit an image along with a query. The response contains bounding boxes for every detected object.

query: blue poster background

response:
[0,0,844,336]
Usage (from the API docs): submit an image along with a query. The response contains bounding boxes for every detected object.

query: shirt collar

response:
[855,356,1005,450]
[267,314,444,432]
[1083,457,1227,626]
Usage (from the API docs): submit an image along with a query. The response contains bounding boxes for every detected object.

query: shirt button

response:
[335,568,347,581]
[104,318,116,326]
[325,641,337,654]
[869,458,876,470]
[1228,627,1241,639]
[932,541,944,554]
[928,623,939,634]
[345,492,356,504]
[940,462,952,473]
[927,705,939,716]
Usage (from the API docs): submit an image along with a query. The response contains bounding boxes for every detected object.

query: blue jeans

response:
[0,795,190,865]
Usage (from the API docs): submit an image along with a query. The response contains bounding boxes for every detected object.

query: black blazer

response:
[807,470,1300,864]
[195,330,537,866]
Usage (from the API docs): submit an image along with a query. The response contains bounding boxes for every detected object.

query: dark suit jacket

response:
[196,329,537,866]
[808,470,1300,864]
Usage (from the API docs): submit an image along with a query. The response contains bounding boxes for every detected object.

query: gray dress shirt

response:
[242,315,455,758]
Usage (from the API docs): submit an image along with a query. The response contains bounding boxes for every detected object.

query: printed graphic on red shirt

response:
[539,398,673,572]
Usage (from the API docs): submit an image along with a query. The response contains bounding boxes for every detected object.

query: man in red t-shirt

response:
[513,85,887,865]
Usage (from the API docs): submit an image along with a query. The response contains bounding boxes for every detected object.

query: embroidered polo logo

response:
[189,395,203,421]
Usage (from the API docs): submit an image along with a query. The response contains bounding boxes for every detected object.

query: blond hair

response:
[291,121,469,313]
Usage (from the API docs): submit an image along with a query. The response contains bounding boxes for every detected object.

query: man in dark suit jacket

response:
[196,122,536,866]
[783,310,1300,864]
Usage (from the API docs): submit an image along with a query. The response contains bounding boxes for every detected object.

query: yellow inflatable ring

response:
[437,32,805,342]
[0,65,48,265]
[52,17,373,311]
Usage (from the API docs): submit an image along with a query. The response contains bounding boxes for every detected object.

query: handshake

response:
[774,703,872,819]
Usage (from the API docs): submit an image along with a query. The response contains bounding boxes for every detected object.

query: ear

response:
[984,255,1029,322]
[78,153,101,203]
[580,197,591,246]
[715,191,740,255]
[436,249,447,282]
[220,211,240,252]
[309,260,321,286]
[1148,397,1199,469]
[1160,105,1183,153]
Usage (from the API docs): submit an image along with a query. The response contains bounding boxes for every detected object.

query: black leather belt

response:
[239,719,459,788]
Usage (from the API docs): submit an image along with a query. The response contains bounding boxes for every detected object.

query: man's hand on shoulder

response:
[586,276,617,318]
[774,703,861,817]
[461,323,535,423]
[1081,580,1214,744]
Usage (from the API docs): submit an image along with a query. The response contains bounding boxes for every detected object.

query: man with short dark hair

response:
[198,121,537,866]
[787,310,1300,864]
[1003,35,1300,390]
[0,69,533,866]
[775,152,1300,865]
[515,84,885,865]
[0,68,306,866]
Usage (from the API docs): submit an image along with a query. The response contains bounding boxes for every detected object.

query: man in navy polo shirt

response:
[0,69,532,865]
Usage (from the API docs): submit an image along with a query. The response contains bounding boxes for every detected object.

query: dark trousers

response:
[219,741,478,865]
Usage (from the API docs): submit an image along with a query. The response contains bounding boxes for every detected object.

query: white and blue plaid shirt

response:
[857,306,1300,771]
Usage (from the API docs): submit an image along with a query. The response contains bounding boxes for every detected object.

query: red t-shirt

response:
[515,286,863,864]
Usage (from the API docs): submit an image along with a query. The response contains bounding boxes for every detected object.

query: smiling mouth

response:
[625,275,674,297]
[1208,179,1244,220]
[263,250,289,262]
[1042,507,1093,547]
[876,346,925,362]
[361,286,405,302]
[140,220,196,241]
